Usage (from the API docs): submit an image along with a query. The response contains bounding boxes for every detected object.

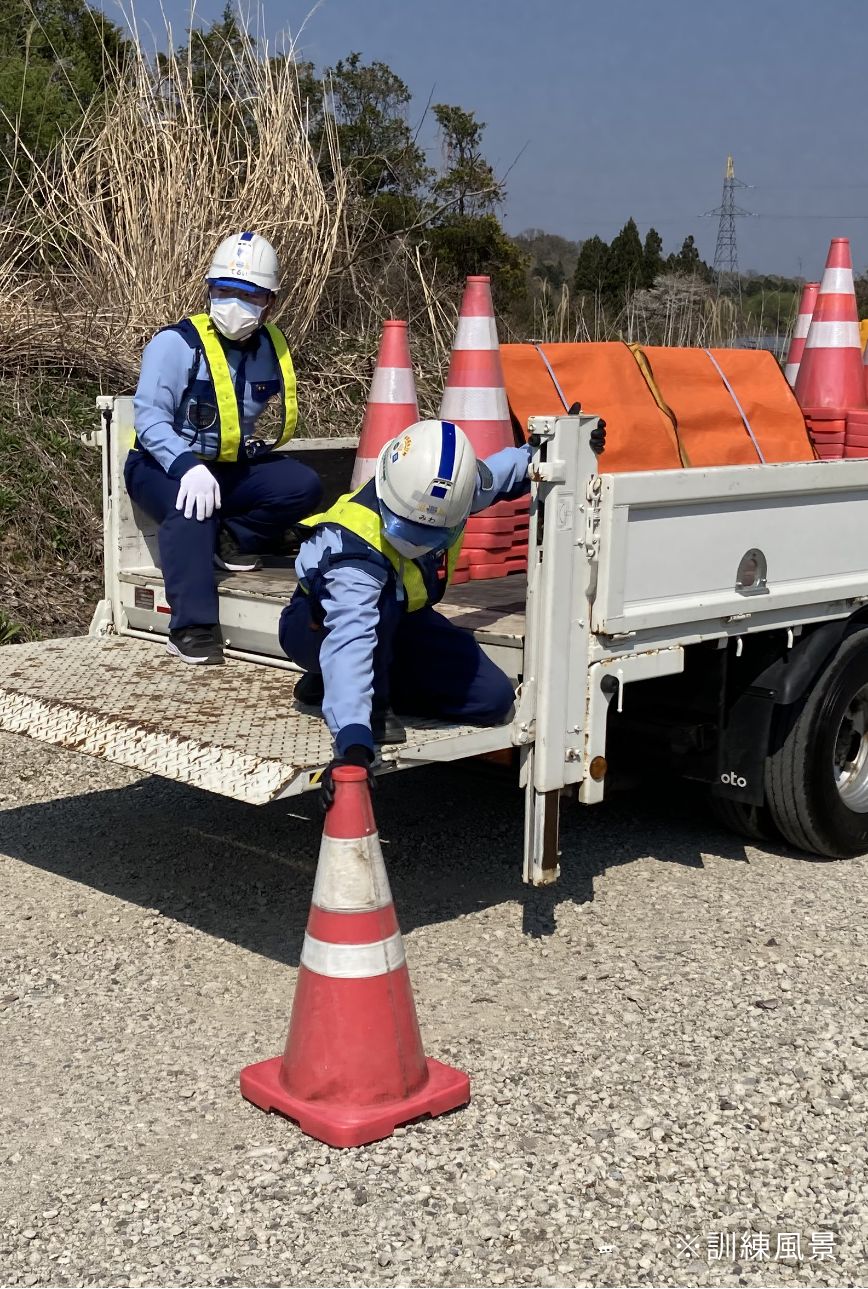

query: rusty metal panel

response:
[0,637,507,804]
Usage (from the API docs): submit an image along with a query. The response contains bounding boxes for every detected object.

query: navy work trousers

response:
[125,450,322,630]
[278,586,515,728]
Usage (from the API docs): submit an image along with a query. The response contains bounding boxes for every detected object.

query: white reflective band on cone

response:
[793,315,811,339]
[804,320,862,348]
[369,367,418,404]
[301,930,405,978]
[820,267,855,295]
[350,457,378,488]
[453,315,500,350]
[784,363,798,385]
[312,834,393,912]
[440,386,510,421]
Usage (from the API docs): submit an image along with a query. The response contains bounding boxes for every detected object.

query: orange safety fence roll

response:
[501,342,814,471]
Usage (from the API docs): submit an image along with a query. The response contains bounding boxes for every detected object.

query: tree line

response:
[1,0,816,344]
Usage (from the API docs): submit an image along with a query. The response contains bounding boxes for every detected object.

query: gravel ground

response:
[1,728,867,1288]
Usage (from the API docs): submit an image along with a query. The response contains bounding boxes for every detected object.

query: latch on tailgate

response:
[584,476,601,560]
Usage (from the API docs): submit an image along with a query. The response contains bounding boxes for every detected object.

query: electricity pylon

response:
[703,155,755,297]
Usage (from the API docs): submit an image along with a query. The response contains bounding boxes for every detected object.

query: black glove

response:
[590,419,606,454]
[320,744,374,812]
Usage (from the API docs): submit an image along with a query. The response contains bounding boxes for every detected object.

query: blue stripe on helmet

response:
[240,231,254,241]
[438,420,456,482]
[208,277,263,294]
[431,484,447,498]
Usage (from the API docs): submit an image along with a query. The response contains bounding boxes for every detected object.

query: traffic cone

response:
[806,408,847,460]
[863,336,868,403]
[350,321,419,490]
[784,282,819,387]
[439,276,515,459]
[794,239,867,412]
[845,408,868,458]
[468,552,528,580]
[439,276,528,579]
[240,766,470,1148]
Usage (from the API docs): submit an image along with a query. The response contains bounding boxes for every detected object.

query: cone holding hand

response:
[240,766,470,1148]
[351,321,419,490]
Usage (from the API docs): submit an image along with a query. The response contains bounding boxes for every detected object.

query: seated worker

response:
[127,231,322,665]
[279,418,530,808]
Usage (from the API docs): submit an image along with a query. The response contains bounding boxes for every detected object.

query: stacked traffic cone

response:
[795,239,867,461]
[440,276,529,581]
[240,766,470,1147]
[783,281,819,388]
[843,309,868,458]
[350,321,420,490]
[809,414,847,460]
[844,408,868,459]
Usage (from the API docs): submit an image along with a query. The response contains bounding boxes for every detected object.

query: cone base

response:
[240,1055,470,1148]
[469,559,527,580]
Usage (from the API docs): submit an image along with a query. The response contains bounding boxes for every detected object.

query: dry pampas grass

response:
[0,16,347,389]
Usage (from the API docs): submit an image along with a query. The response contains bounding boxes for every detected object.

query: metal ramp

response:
[0,636,514,805]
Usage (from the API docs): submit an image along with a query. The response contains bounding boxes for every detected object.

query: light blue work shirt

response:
[296,444,532,749]
[133,325,284,478]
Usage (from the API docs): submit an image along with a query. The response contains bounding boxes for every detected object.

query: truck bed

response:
[0,569,527,805]
[117,559,527,667]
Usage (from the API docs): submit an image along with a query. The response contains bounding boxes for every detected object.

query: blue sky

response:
[108,0,868,276]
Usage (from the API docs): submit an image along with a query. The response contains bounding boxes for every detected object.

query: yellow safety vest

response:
[301,483,464,613]
[187,313,298,463]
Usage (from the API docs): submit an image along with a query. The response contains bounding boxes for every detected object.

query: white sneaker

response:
[214,527,262,573]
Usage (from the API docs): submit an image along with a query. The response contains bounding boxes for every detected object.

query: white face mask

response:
[209,295,264,342]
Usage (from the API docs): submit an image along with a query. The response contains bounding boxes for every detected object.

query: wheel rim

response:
[833,683,868,811]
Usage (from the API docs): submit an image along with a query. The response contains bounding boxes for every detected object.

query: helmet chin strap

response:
[387,533,446,560]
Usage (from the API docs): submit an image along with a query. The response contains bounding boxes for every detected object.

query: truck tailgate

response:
[0,637,513,805]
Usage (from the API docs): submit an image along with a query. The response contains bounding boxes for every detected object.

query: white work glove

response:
[175,464,221,521]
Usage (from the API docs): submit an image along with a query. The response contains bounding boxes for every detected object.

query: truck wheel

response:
[710,794,780,844]
[765,629,868,858]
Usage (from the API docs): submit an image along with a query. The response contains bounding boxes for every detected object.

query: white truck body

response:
[4,395,868,880]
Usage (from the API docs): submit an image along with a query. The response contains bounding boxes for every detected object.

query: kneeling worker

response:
[279,418,530,807]
[128,231,323,664]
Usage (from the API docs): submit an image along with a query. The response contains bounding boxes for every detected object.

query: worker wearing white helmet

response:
[279,419,531,807]
[126,232,322,664]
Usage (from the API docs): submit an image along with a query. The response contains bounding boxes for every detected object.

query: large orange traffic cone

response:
[240,766,470,1147]
[439,276,515,459]
[440,276,528,580]
[783,281,819,388]
[794,239,867,412]
[350,321,419,490]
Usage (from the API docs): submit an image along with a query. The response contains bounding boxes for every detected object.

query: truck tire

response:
[710,794,780,844]
[765,629,868,858]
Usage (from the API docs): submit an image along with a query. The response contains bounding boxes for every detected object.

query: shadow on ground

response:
[1,762,761,964]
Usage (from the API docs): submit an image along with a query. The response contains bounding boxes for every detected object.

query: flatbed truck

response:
[4,397,868,880]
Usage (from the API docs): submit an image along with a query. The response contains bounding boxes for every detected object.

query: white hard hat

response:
[206,231,279,294]
[376,419,477,557]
